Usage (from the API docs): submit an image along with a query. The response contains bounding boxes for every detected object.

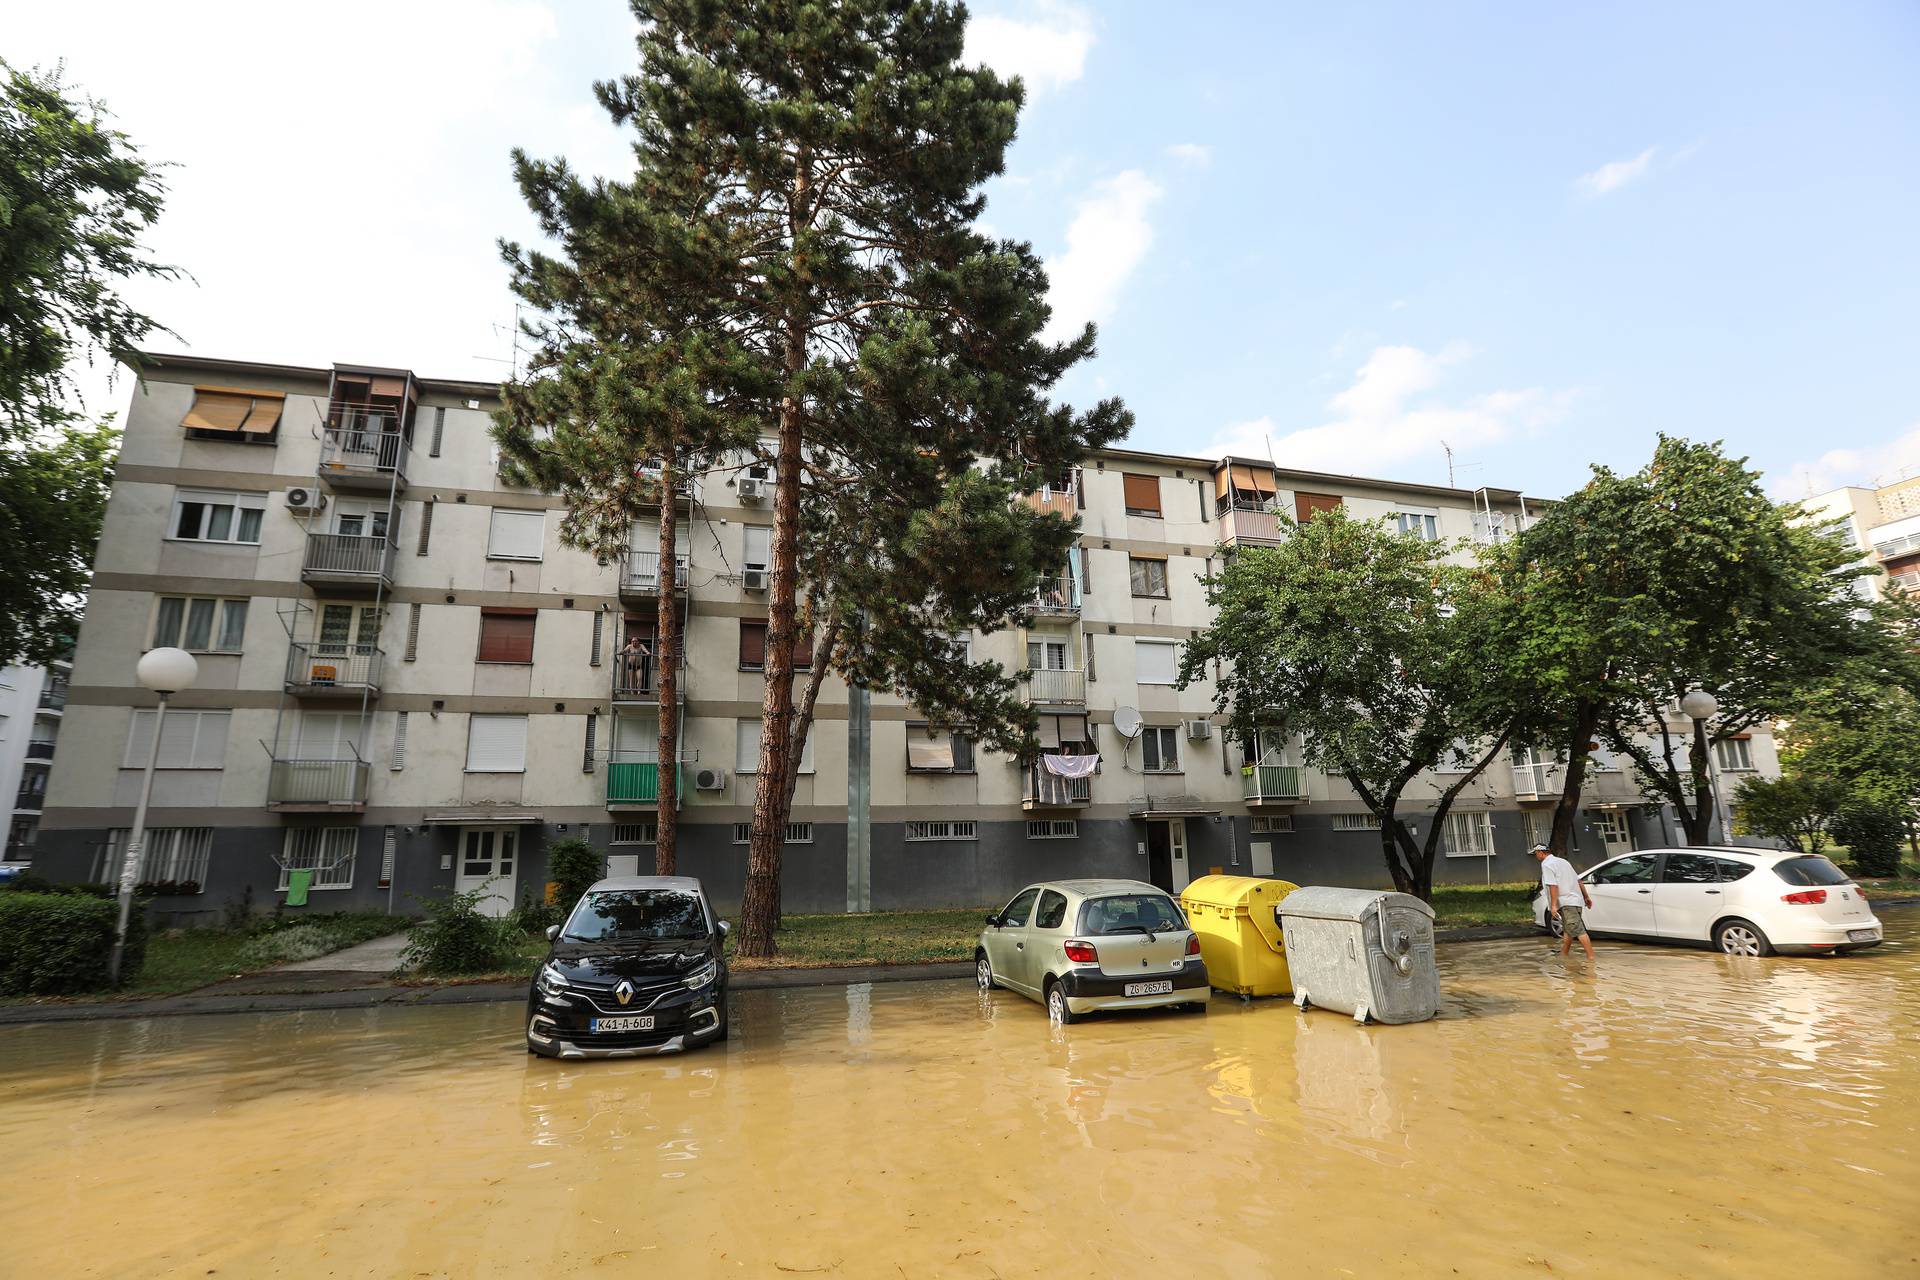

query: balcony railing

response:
[267,758,370,808]
[317,423,407,490]
[302,532,396,587]
[1873,530,1920,559]
[621,550,690,597]
[606,751,686,807]
[25,740,57,761]
[1032,576,1081,615]
[1240,763,1303,803]
[14,786,46,812]
[611,652,687,702]
[1024,667,1086,704]
[1022,764,1092,807]
[1891,570,1920,592]
[1217,506,1286,545]
[285,642,383,696]
[38,684,67,711]
[1023,489,1078,519]
[1512,761,1555,799]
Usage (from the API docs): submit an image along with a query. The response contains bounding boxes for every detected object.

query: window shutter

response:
[792,626,815,669]
[583,712,597,773]
[735,719,762,772]
[1122,473,1162,514]
[429,406,446,457]
[379,827,396,889]
[477,609,536,662]
[487,508,545,559]
[907,729,955,770]
[405,603,421,661]
[1295,491,1342,522]
[590,611,604,666]
[743,525,772,569]
[955,733,975,772]
[466,714,529,772]
[1135,640,1177,685]
[390,711,408,770]
[417,499,433,555]
[739,621,768,669]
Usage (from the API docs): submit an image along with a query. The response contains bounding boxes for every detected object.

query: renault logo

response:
[615,979,635,1006]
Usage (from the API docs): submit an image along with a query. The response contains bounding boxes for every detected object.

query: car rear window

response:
[1772,855,1850,887]
[1078,893,1184,936]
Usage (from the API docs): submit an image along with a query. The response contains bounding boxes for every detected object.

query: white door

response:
[1592,810,1634,855]
[1583,852,1657,935]
[456,827,518,917]
[607,854,641,878]
[1168,818,1191,893]
[1653,851,1742,941]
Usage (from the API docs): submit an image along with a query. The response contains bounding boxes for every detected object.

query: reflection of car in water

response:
[1534,848,1881,956]
[977,878,1209,1024]
[526,876,729,1058]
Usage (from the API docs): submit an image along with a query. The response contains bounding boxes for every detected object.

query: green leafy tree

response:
[1731,772,1844,854]
[1829,799,1905,878]
[0,417,116,664]
[1180,509,1520,900]
[1772,636,1920,856]
[504,1,1126,954]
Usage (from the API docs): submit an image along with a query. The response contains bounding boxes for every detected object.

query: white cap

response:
[1530,843,1550,854]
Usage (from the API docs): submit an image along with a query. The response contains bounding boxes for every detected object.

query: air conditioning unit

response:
[1184,719,1213,741]
[285,486,327,514]
[694,766,728,792]
[742,567,770,591]
[737,476,767,502]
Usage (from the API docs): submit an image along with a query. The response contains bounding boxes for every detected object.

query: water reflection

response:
[2,917,1916,1276]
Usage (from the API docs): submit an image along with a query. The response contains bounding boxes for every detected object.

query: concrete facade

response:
[33,351,1778,919]
[1,657,68,862]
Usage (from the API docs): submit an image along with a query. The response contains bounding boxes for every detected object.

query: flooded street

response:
[4,917,1917,1278]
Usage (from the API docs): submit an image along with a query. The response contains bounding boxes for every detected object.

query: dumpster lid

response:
[1180,875,1299,955]
[1274,885,1435,922]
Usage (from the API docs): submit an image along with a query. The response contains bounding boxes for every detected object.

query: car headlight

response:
[682,959,719,990]
[536,962,571,997]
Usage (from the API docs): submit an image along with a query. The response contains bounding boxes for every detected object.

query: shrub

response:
[401,887,523,975]
[545,838,605,917]
[1831,800,1905,878]
[134,879,202,898]
[3,874,112,898]
[509,892,562,936]
[0,892,147,994]
[235,924,338,967]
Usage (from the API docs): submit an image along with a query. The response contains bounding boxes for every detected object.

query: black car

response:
[526,875,730,1058]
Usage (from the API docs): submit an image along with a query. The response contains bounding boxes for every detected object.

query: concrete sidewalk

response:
[278,931,411,974]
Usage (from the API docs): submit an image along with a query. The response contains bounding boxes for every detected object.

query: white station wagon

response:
[977,878,1211,1023]
[1536,847,1882,956]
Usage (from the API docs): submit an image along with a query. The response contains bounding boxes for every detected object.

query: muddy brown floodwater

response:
[3,917,1917,1278]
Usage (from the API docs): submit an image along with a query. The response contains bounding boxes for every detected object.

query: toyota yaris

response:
[526,876,729,1058]
[977,878,1209,1024]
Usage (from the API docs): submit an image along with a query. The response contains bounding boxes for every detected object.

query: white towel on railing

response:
[1042,753,1100,778]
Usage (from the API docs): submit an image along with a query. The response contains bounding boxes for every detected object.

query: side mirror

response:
[545,924,560,942]
[717,920,731,937]
[984,913,1001,928]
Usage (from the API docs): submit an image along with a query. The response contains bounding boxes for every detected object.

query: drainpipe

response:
[846,678,872,913]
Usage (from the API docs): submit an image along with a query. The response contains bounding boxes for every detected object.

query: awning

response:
[422,809,544,826]
[1127,795,1224,818]
[181,386,286,435]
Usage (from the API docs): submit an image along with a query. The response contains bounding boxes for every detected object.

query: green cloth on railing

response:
[285,867,314,906]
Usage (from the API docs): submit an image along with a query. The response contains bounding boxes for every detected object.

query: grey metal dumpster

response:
[1276,886,1438,1024]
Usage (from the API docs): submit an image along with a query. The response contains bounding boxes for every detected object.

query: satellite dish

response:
[1113,706,1143,739]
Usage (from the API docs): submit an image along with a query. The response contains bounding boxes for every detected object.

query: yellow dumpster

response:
[1180,874,1300,997]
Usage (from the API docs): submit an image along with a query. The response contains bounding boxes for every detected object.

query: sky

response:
[11,1,1919,501]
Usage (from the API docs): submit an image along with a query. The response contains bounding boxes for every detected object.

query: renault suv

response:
[976,879,1209,1024]
[526,876,729,1058]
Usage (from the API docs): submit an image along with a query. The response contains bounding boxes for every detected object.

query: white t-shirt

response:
[1539,855,1585,909]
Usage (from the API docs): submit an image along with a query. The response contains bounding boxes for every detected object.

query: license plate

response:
[1847,928,1880,942]
[1125,980,1174,997]
[590,1016,655,1033]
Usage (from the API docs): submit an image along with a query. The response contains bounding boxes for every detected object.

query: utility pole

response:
[846,679,872,912]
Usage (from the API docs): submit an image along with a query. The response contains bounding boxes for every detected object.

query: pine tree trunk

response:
[654,459,680,876]
[1549,702,1599,857]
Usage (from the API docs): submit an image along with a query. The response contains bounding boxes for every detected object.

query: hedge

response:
[0,892,148,995]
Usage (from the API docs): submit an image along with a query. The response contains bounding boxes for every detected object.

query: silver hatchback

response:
[976,878,1210,1023]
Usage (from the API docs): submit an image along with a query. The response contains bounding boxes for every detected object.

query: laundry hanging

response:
[1042,753,1100,779]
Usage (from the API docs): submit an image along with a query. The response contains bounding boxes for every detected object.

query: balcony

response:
[1032,576,1081,616]
[301,532,396,593]
[1512,761,1556,802]
[1022,488,1078,519]
[317,420,408,494]
[37,683,67,713]
[25,740,56,761]
[1216,503,1286,546]
[267,758,370,812]
[1024,667,1086,705]
[1022,764,1092,809]
[285,642,383,699]
[619,550,690,602]
[606,752,685,809]
[14,786,45,814]
[1240,763,1304,806]
[611,653,687,703]
[1890,569,1920,593]
[633,467,694,509]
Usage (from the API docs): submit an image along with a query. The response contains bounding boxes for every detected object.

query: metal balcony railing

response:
[1024,667,1086,704]
[1023,489,1078,519]
[318,423,408,486]
[285,642,383,694]
[25,740,56,761]
[1217,506,1285,545]
[1240,763,1303,803]
[606,751,686,807]
[267,758,370,807]
[1032,576,1081,615]
[15,786,47,812]
[302,532,396,583]
[621,550,690,596]
[611,652,687,701]
[38,684,67,711]
[1512,761,1555,798]
[1022,764,1091,807]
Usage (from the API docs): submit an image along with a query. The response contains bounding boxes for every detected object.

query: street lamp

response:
[1679,689,1725,845]
[110,647,198,983]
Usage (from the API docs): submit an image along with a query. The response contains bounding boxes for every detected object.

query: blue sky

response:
[15,1,1919,499]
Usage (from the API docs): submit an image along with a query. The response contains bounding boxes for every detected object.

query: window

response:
[477,608,536,663]
[486,508,546,560]
[1128,556,1169,598]
[1525,811,1552,848]
[152,597,248,652]
[1122,473,1162,517]
[732,822,813,844]
[180,386,285,441]
[1294,491,1342,523]
[743,524,771,572]
[1134,639,1178,685]
[1332,813,1383,831]
[291,711,364,761]
[1441,810,1494,857]
[1663,853,1753,884]
[1590,853,1657,885]
[739,621,812,671]
[998,887,1040,926]
[1027,819,1078,839]
[1250,815,1294,834]
[1714,738,1755,771]
[906,725,974,773]
[170,491,265,544]
[465,714,529,773]
[1027,638,1071,671]
[734,719,815,774]
[1772,855,1849,887]
[1034,889,1069,929]
[329,499,392,540]
[316,602,383,654]
[1035,712,1092,751]
[101,827,212,888]
[946,631,973,663]
[612,821,658,845]
[1216,464,1278,514]
[1141,725,1180,773]
[905,820,978,841]
[279,827,357,891]
[1393,509,1440,541]
[123,710,229,769]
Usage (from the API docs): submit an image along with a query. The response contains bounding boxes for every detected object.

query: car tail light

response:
[1854,885,1867,901]
[1781,889,1827,905]
[1063,939,1098,963]
[1185,933,1202,957]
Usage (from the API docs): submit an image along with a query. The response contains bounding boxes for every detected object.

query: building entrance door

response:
[455,827,518,917]
[1143,818,1190,893]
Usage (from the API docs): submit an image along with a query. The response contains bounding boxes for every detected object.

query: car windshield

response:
[1772,855,1850,887]
[1079,893,1184,936]
[562,889,708,942]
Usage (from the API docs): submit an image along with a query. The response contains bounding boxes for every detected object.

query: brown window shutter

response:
[478,608,537,662]
[739,621,768,669]
[1295,491,1343,522]
[1122,473,1162,515]
[793,627,815,669]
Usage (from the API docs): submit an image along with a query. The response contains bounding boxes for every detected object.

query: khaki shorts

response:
[1558,904,1588,939]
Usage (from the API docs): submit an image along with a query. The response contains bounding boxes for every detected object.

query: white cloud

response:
[1775,424,1920,498]
[1576,146,1658,198]
[1207,345,1572,477]
[1041,169,1163,342]
[1166,142,1212,168]
[965,3,1093,96]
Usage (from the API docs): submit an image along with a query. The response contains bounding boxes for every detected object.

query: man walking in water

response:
[1534,843,1596,964]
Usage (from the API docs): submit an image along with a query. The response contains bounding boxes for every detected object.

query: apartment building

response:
[32,352,1772,920]
[1804,477,1920,600]
[1,655,69,862]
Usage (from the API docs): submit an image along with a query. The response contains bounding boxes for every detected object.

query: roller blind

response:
[739,620,768,668]
[477,608,536,662]
[907,729,956,770]
[735,719,814,773]
[124,709,231,768]
[1134,639,1178,685]
[466,714,528,772]
[1295,491,1343,522]
[487,508,546,560]
[743,525,771,569]
[181,386,286,435]
[1122,473,1162,514]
